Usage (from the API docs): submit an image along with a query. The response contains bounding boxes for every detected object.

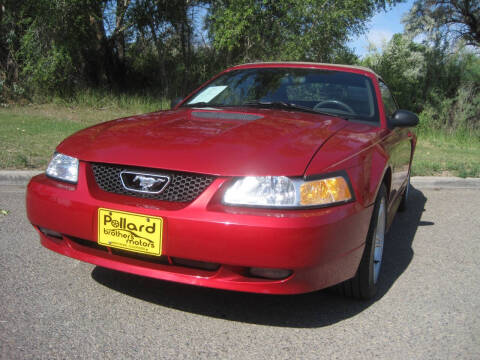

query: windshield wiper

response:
[182,102,227,108]
[183,100,353,120]
[241,100,348,118]
[242,100,314,113]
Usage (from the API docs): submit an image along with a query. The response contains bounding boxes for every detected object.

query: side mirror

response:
[170,97,183,109]
[390,110,419,128]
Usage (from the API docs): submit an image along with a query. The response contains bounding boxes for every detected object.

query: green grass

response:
[0,94,168,169]
[0,112,87,168]
[412,129,480,178]
[1,101,479,177]
[49,89,169,112]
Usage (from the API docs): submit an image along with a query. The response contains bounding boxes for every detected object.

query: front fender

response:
[304,124,391,208]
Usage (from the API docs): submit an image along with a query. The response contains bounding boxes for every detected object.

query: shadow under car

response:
[92,186,428,328]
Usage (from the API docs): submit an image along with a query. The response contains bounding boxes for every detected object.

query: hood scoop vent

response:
[192,111,263,121]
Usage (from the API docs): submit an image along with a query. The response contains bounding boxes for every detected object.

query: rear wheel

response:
[336,184,387,299]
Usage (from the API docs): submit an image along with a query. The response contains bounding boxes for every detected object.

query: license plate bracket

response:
[98,208,163,256]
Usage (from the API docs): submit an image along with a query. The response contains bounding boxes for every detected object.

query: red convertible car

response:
[26,63,418,299]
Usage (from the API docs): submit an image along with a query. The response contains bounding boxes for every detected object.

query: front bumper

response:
[26,162,372,294]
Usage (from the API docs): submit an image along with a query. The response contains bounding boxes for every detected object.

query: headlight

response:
[46,153,79,183]
[223,174,353,208]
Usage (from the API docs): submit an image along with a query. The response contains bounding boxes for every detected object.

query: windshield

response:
[183,67,379,123]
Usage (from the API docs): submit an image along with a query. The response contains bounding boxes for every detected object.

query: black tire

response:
[335,184,387,299]
[398,174,410,212]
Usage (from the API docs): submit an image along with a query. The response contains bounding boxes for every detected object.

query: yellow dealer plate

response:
[98,208,163,256]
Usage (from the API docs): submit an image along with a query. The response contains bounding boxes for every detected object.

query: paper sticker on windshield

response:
[187,86,227,104]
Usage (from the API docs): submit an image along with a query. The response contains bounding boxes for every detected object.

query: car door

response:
[379,80,412,207]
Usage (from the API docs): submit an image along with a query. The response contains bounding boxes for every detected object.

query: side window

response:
[378,81,398,118]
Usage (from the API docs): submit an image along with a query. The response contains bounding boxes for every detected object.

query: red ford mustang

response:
[26,63,418,299]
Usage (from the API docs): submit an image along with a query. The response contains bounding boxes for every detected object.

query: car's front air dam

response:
[26,169,373,294]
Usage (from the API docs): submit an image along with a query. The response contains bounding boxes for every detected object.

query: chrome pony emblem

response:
[133,175,163,191]
[120,171,170,194]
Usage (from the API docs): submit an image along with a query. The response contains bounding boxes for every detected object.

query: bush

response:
[20,26,76,96]
[362,34,480,139]
[419,83,480,134]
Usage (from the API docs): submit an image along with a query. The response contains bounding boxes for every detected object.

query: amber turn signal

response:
[300,176,352,206]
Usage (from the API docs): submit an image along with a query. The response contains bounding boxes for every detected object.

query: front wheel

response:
[336,184,387,299]
[398,173,410,212]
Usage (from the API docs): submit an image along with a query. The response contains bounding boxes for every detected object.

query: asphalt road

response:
[1,185,479,359]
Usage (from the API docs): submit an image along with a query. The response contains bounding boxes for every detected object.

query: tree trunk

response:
[112,0,131,86]
[149,23,169,96]
[89,6,108,86]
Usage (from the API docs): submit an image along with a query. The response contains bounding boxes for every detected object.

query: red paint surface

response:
[57,108,348,177]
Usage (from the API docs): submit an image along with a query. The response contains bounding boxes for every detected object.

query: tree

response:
[206,0,401,66]
[1,0,408,100]
[0,0,38,96]
[362,34,428,110]
[362,32,480,131]
[403,0,480,47]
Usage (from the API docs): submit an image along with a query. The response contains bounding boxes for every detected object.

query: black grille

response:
[91,163,216,202]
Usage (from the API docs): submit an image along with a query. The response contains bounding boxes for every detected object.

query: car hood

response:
[57,107,348,176]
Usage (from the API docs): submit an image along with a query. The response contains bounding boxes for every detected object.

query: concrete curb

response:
[0,171,42,186]
[410,176,480,189]
[0,170,479,189]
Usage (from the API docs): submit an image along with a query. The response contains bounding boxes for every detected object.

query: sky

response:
[348,0,415,57]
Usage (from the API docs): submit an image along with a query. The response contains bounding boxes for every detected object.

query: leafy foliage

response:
[1,0,401,100]
[207,0,399,65]
[403,0,480,47]
[362,34,427,110]
[362,34,480,133]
